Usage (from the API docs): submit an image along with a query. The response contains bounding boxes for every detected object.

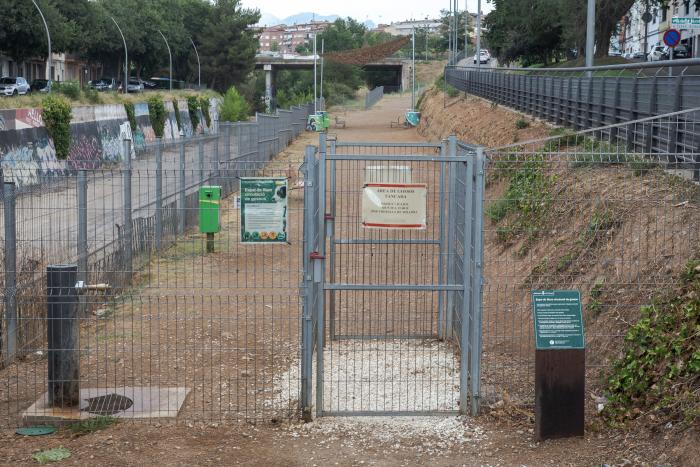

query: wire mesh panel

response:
[0,105,311,426]
[310,138,482,416]
[479,109,700,409]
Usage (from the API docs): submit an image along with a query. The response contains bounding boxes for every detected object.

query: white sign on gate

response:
[362,183,427,230]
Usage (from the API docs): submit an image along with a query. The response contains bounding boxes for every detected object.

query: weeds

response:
[515,118,530,129]
[70,416,116,434]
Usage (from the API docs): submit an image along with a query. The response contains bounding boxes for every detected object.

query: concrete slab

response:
[22,386,190,425]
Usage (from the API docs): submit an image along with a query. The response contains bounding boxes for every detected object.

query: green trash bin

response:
[199,186,222,234]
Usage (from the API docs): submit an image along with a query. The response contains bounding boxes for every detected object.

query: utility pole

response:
[320,39,325,111]
[32,0,51,83]
[190,37,201,89]
[158,30,173,91]
[313,34,317,114]
[412,27,416,110]
[476,0,482,69]
[585,0,596,75]
[465,0,469,54]
[643,0,650,59]
[111,17,128,94]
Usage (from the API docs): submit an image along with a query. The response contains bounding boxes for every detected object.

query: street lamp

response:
[190,37,201,89]
[586,0,596,75]
[158,30,173,92]
[31,0,52,84]
[110,17,128,94]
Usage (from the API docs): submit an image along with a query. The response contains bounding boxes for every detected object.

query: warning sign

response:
[362,183,427,229]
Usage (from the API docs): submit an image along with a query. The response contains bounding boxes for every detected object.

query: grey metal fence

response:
[301,136,486,416]
[364,86,385,110]
[0,104,312,426]
[446,61,700,173]
[478,108,700,410]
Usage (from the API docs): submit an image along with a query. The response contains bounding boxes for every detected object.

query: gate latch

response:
[310,252,325,260]
[310,252,324,283]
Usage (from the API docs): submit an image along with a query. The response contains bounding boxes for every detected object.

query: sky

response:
[241,0,494,25]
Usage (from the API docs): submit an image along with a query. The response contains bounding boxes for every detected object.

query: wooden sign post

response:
[532,290,585,441]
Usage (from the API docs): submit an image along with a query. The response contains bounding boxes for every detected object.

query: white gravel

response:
[269,339,462,414]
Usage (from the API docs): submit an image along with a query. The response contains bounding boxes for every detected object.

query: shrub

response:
[199,97,212,128]
[84,87,102,104]
[124,102,137,132]
[148,95,167,138]
[42,94,72,160]
[187,95,200,131]
[515,118,530,129]
[220,86,251,122]
[54,81,81,100]
[172,99,182,130]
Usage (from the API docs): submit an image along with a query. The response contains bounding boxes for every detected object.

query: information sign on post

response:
[532,290,585,441]
[240,177,288,244]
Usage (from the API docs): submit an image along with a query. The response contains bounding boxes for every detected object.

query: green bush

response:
[84,87,102,104]
[54,81,81,100]
[172,99,182,130]
[124,102,137,132]
[148,95,167,138]
[42,94,72,160]
[199,97,212,128]
[187,96,200,131]
[515,118,530,130]
[220,86,251,122]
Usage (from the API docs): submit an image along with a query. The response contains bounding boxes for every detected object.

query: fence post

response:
[155,138,163,251]
[668,70,685,157]
[586,75,594,128]
[315,133,327,418]
[3,181,17,365]
[77,171,88,315]
[198,138,205,187]
[123,139,133,282]
[47,264,79,407]
[645,72,659,154]
[611,75,622,141]
[470,147,486,416]
[301,145,316,421]
[178,139,186,235]
[458,136,474,416]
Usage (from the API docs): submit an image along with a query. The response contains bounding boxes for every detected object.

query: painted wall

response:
[164,101,180,141]
[134,102,156,147]
[178,99,194,138]
[0,108,64,187]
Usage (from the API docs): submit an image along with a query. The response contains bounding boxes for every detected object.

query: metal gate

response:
[301,135,485,417]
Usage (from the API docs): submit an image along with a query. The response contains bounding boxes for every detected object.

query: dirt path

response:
[0,91,691,466]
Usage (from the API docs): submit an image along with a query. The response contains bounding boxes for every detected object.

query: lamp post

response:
[313,34,317,114]
[476,0,482,69]
[585,0,596,76]
[190,37,201,89]
[158,30,173,91]
[31,0,52,83]
[110,17,128,94]
[320,39,325,111]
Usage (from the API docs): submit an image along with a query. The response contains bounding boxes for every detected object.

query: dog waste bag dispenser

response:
[199,186,222,234]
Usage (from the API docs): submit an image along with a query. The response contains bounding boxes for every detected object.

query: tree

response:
[220,85,251,121]
[437,9,473,53]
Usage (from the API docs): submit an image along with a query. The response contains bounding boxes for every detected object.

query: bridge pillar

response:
[264,64,276,113]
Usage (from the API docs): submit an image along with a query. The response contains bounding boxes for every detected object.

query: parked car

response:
[90,78,118,91]
[473,50,491,64]
[127,79,144,93]
[633,51,647,60]
[666,44,690,59]
[30,79,52,93]
[647,45,668,62]
[0,77,31,96]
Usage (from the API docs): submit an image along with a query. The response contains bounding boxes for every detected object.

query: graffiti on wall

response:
[209,98,220,134]
[134,103,155,146]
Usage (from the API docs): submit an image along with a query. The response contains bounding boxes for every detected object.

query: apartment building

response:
[258,21,331,55]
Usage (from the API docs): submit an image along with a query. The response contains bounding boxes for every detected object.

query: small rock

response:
[665,422,673,429]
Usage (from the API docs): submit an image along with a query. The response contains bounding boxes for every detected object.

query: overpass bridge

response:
[255,54,411,111]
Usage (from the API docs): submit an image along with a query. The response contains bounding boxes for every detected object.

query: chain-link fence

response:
[479,108,700,408]
[364,86,384,110]
[0,103,313,426]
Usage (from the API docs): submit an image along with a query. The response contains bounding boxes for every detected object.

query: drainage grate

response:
[82,394,133,415]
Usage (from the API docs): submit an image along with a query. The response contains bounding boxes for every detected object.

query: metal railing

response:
[364,86,384,110]
[446,59,700,164]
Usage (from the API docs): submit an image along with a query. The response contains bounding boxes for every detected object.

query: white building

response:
[621,0,700,57]
[383,19,441,36]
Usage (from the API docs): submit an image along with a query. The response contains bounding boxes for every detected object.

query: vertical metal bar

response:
[198,138,205,187]
[328,138,337,341]
[668,70,684,155]
[445,139,458,340]
[301,145,316,421]
[470,148,486,416]
[315,133,327,417]
[459,137,475,415]
[3,181,17,365]
[610,75,621,141]
[77,171,88,314]
[437,141,447,339]
[155,139,163,251]
[178,139,186,235]
[645,73,658,153]
[123,139,133,281]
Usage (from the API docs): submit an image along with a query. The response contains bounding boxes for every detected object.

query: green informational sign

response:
[532,290,585,350]
[240,177,288,244]
[672,17,700,28]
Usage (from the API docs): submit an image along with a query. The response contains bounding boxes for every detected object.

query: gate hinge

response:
[310,252,325,260]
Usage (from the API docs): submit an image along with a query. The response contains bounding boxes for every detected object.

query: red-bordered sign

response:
[663,29,681,48]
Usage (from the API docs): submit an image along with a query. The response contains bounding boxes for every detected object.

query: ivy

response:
[42,95,72,160]
[124,102,137,132]
[172,100,182,131]
[187,96,200,132]
[147,95,166,138]
[604,260,700,426]
[199,97,211,128]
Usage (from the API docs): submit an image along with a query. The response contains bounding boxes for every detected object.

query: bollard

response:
[47,264,80,407]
